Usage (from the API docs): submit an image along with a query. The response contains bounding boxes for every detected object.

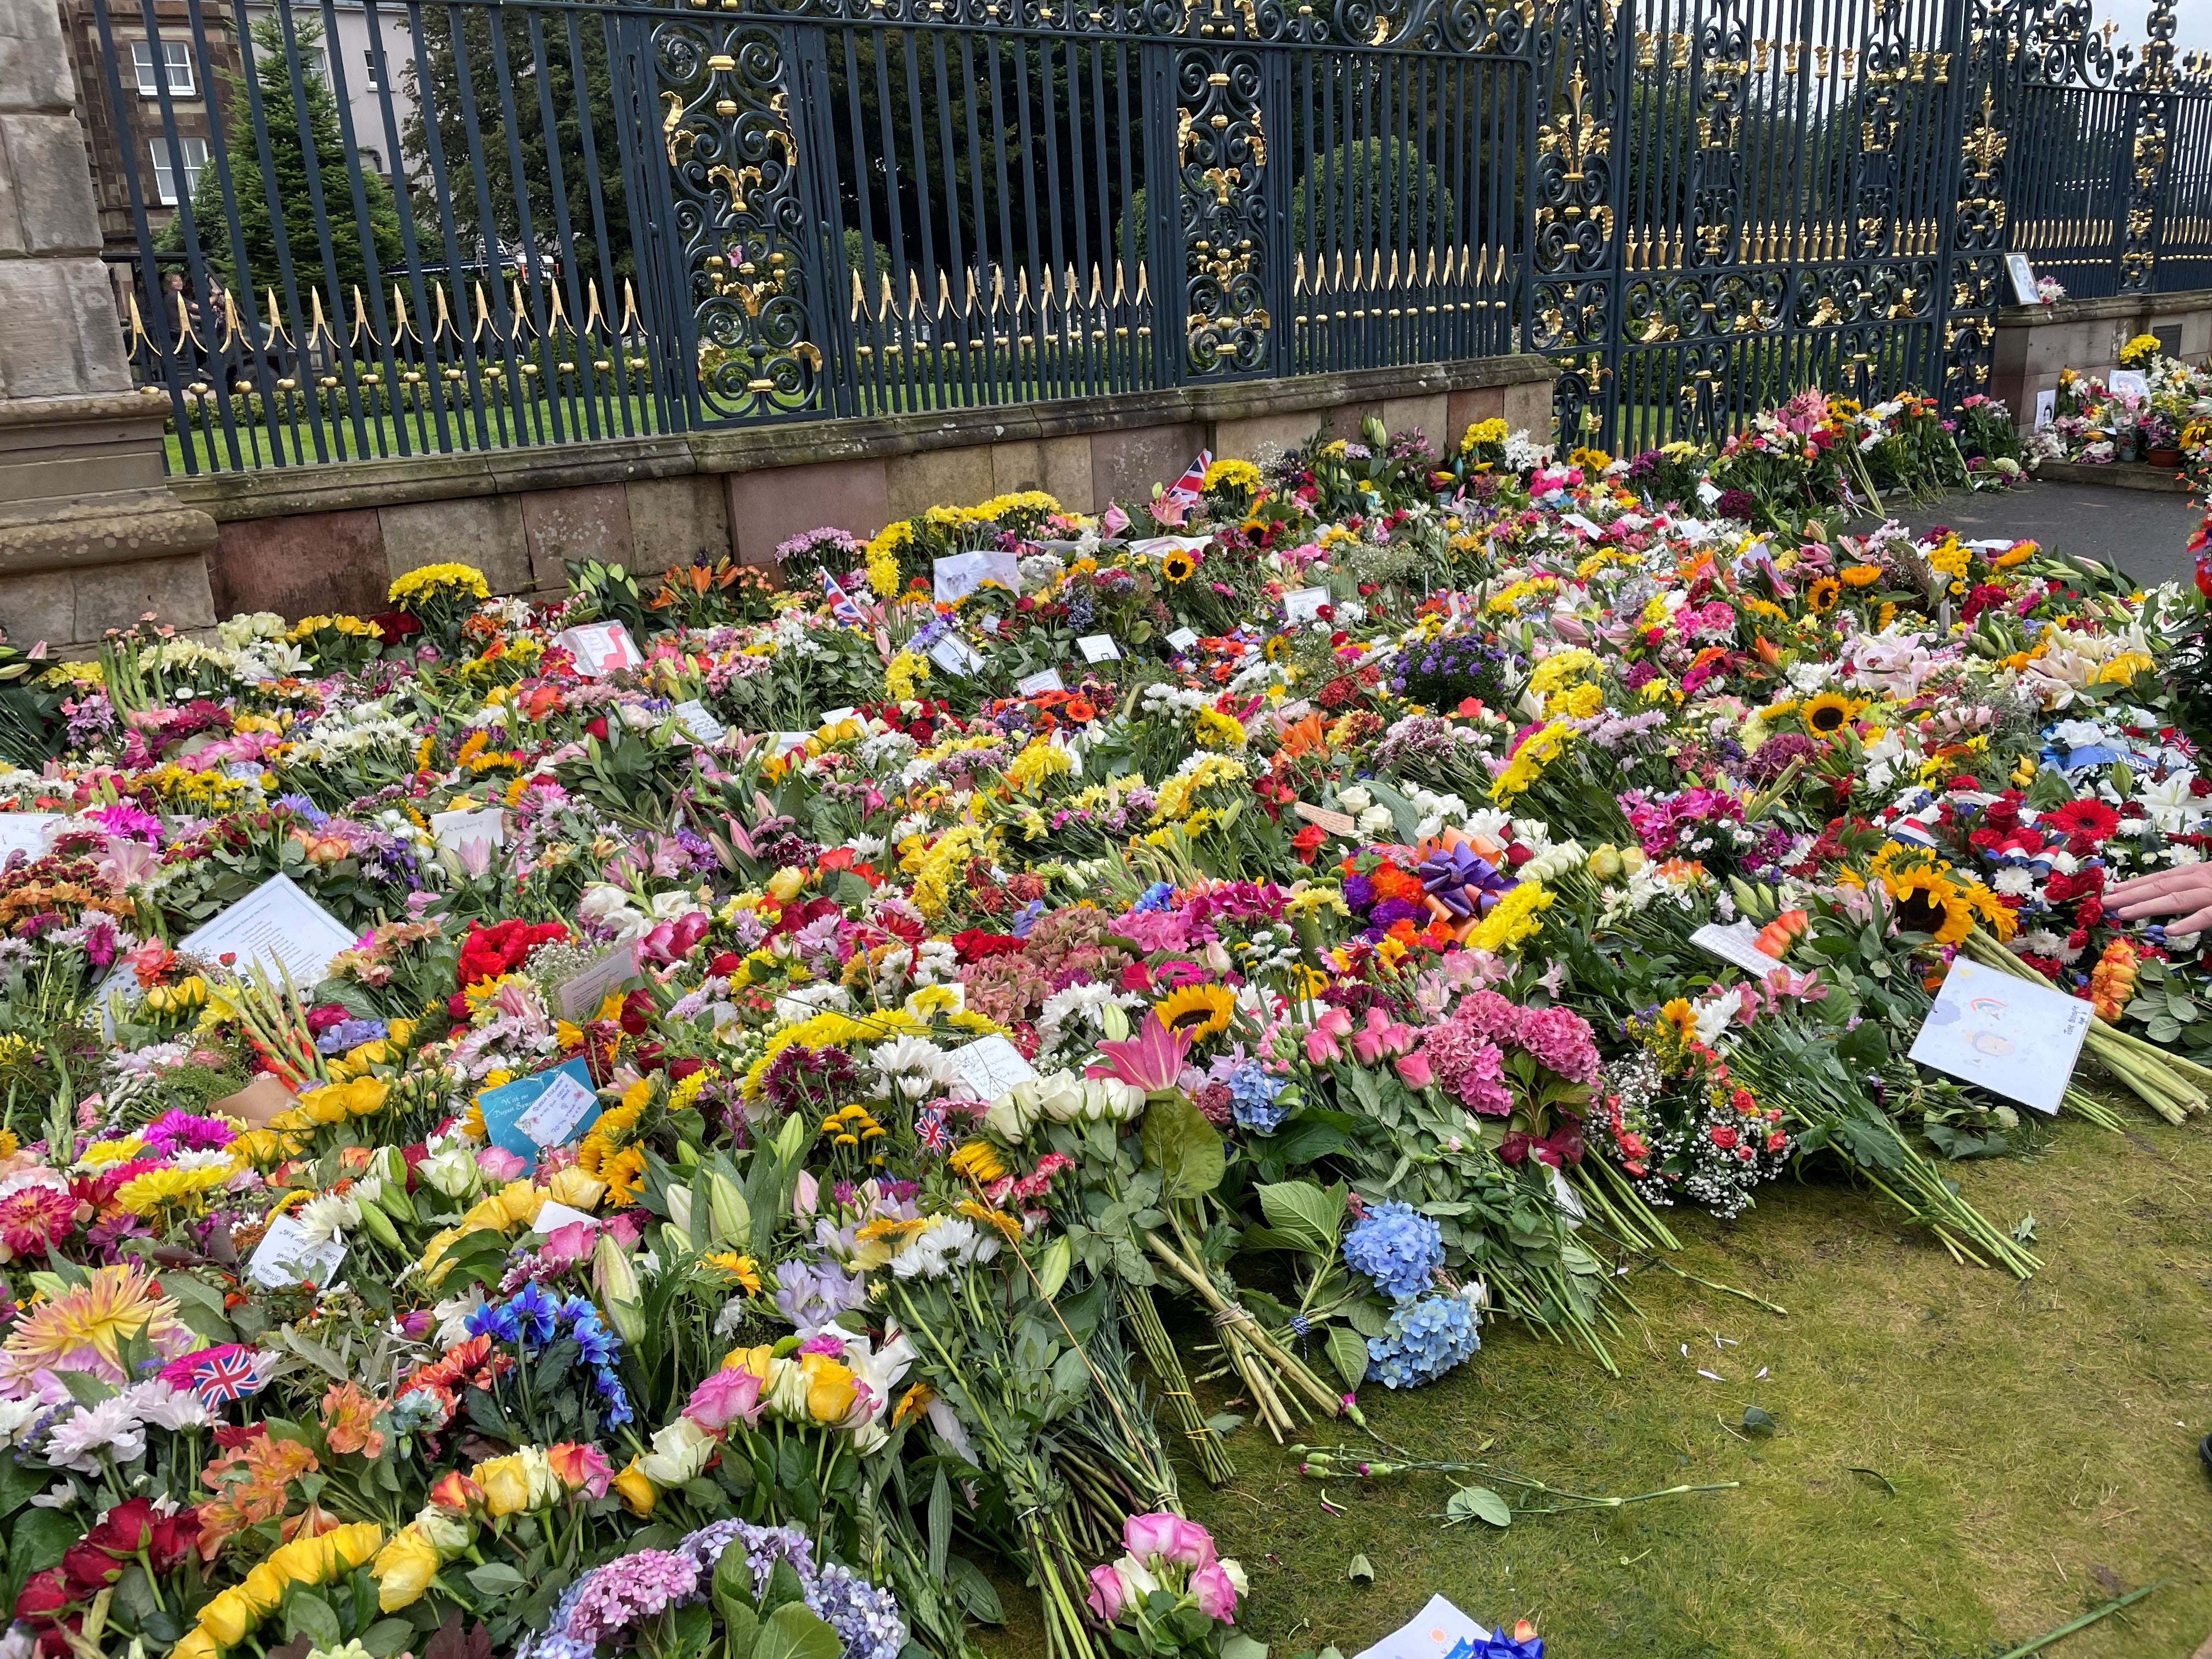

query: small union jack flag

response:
[1163,449,1212,503]
[823,571,865,624]
[189,1347,266,1407]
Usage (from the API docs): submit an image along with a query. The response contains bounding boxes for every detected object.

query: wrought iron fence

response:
[95,0,2212,471]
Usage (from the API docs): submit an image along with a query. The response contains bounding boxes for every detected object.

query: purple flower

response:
[774,1259,869,1333]
[565,1550,699,1645]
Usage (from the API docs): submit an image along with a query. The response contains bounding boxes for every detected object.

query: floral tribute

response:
[0,394,2205,1659]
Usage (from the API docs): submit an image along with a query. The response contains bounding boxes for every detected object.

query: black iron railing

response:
[92,0,2212,470]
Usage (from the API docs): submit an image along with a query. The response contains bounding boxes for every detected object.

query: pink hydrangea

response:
[1418,1019,1513,1116]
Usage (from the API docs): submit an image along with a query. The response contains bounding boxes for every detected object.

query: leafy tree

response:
[165,19,405,302]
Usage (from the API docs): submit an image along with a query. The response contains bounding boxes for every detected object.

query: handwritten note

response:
[247,1214,346,1289]
[0,814,60,859]
[1283,586,1332,623]
[928,634,986,677]
[514,1068,602,1148]
[431,806,505,854]
[1165,627,1200,653]
[1077,634,1121,663]
[1294,801,1358,837]
[669,701,727,744]
[1690,921,1782,977]
[555,941,642,1022]
[1017,669,1066,696]
[479,1059,605,1167]
[945,1034,1039,1101]
[177,874,356,990]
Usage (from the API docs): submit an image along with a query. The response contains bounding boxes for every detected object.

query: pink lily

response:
[1096,1012,1193,1093]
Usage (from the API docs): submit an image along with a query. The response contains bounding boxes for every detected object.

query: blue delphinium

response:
[1364,1290,1481,1389]
[1340,1199,1444,1301]
[1133,879,1178,912]
[1227,1062,1289,1133]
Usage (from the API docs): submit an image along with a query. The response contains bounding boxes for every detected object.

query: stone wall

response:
[0,0,217,650]
[168,353,1557,617]
[1989,286,2212,429]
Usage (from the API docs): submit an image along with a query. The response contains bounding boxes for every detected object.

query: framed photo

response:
[2006,253,2039,306]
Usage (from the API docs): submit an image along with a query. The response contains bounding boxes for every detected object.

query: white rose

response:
[1336,786,1373,812]
[418,1145,481,1199]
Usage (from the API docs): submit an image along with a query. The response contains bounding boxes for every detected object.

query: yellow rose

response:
[265,1533,331,1584]
[612,1460,657,1517]
[371,1527,443,1613]
[495,1181,545,1229]
[331,1521,385,1571]
[294,1085,353,1125]
[766,866,805,902]
[475,1454,532,1517]
[544,1166,606,1211]
[238,1562,286,1614]
[173,1629,219,1659]
[197,1588,256,1647]
[799,1353,858,1424]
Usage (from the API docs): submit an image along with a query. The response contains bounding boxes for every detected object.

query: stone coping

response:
[170,353,1558,524]
[2033,459,2191,493]
[0,390,172,432]
[1995,286,2212,328]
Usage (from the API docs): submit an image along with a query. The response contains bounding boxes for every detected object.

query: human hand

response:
[2103,865,2212,935]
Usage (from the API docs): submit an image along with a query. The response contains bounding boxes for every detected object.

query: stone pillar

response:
[0,0,215,649]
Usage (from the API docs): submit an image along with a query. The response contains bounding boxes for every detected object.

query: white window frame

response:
[148,135,210,206]
[132,40,196,98]
[362,47,384,90]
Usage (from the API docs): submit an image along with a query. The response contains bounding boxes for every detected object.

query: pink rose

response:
[1393,1050,1434,1088]
[684,1365,766,1432]
[1303,1006,1354,1064]
[539,1220,597,1266]
[477,1146,528,1182]
[1124,1511,1214,1570]
[1085,1564,1127,1622]
[1190,1562,1239,1622]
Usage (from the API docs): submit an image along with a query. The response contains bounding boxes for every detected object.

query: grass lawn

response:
[995,1105,2212,1657]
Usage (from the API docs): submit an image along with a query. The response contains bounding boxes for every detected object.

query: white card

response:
[2006,251,2039,306]
[1283,585,1332,623]
[1352,1594,1492,1659]
[1017,669,1066,695]
[431,806,505,853]
[177,873,356,990]
[1909,956,2089,1115]
[556,941,642,1022]
[1561,512,1605,537]
[1077,634,1121,663]
[1166,627,1200,652]
[2035,388,2056,430]
[247,1213,347,1289]
[554,623,642,678]
[514,1069,601,1148]
[532,1200,597,1234]
[821,706,858,726]
[669,700,726,744]
[0,814,60,858]
[1128,534,1212,558]
[932,552,986,604]
[945,1033,1039,1101]
[1690,921,1783,977]
[928,635,985,677]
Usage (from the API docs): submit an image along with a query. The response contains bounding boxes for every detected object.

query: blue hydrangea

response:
[811,1562,908,1659]
[1227,1062,1289,1133]
[1341,1200,1444,1301]
[1364,1290,1481,1389]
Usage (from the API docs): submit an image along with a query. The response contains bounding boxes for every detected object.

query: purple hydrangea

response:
[565,1550,700,1645]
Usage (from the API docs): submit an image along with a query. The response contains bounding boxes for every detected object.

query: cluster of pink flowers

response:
[1084,1513,1246,1628]
[566,1548,701,1645]
[1417,990,1601,1118]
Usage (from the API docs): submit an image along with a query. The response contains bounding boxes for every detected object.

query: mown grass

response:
[991,1105,2212,1657]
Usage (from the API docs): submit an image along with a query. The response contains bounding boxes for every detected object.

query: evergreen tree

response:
[167,18,405,304]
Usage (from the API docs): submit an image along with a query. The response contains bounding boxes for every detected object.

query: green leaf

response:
[1325,1324,1372,1393]
[360,1619,420,1657]
[1221,1635,1271,1659]
[713,1538,761,1625]
[946,1556,1005,1623]
[1445,1486,1512,1528]
[720,1605,760,1659]
[749,1602,841,1659]
[466,1563,528,1597]
[283,1589,345,1651]
[1346,1554,1374,1583]
[1741,1405,1776,1438]
[1140,1096,1225,1200]
[1255,1180,1347,1257]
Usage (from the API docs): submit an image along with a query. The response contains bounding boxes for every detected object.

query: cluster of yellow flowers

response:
[1491,718,1576,800]
[387,562,490,605]
[173,1521,385,1659]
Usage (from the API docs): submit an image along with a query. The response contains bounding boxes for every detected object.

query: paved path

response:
[1884,479,2202,589]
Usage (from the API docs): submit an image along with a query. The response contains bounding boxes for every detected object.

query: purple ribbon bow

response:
[1418,842,1511,921]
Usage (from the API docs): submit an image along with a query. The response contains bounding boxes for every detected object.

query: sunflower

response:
[1884,868,1973,944]
[1161,550,1197,583]
[1799,692,1861,736]
[1839,563,1886,588]
[1805,575,1840,612]
[1154,983,1235,1040]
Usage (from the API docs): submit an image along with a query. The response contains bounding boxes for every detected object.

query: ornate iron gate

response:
[1534,0,1995,454]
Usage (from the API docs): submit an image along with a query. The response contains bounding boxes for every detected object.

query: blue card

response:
[477,1059,603,1171]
